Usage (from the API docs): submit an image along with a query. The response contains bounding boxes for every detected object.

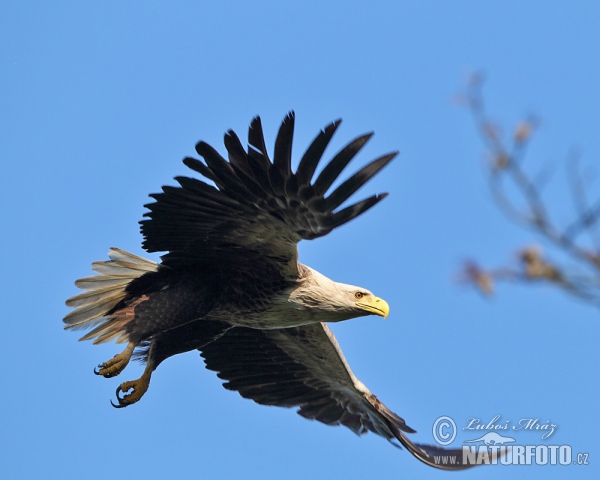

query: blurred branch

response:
[457,74,600,308]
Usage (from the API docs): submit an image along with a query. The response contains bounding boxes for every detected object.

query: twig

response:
[458,75,600,309]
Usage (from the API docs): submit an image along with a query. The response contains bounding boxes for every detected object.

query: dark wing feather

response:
[200,323,473,470]
[325,153,396,210]
[327,194,388,230]
[312,133,373,196]
[141,113,397,276]
[273,112,294,180]
[296,119,341,188]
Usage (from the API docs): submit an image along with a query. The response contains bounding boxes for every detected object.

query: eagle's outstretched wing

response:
[141,113,396,277]
[200,323,473,470]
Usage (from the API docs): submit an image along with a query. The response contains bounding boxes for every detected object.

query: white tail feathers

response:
[64,248,158,344]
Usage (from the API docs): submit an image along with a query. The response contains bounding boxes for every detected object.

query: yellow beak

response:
[356,296,390,319]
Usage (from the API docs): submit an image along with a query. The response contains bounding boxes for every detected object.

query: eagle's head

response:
[289,266,390,322]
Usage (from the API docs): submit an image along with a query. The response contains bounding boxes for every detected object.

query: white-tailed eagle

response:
[64,113,471,470]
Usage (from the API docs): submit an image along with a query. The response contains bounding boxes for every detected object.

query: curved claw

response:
[110,373,151,409]
[111,384,131,408]
[116,384,127,399]
[111,384,128,408]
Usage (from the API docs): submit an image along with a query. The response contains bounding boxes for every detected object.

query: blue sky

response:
[1,1,599,478]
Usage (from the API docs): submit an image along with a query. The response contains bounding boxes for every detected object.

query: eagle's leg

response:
[94,342,136,378]
[110,342,159,408]
[109,321,232,408]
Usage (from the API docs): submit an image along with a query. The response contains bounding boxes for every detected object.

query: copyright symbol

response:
[432,416,456,446]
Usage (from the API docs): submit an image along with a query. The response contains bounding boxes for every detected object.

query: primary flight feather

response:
[64,113,472,470]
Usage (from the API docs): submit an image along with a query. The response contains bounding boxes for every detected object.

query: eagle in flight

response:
[64,113,470,470]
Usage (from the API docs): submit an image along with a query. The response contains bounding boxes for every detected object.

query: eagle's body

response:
[64,113,471,470]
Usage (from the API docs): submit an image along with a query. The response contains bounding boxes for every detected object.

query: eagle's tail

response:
[63,248,158,344]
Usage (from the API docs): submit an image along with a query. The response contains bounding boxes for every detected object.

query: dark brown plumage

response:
[64,113,473,470]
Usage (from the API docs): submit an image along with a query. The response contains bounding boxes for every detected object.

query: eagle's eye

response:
[354,292,364,299]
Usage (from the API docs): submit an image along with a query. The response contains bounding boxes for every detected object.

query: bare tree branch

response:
[458,75,600,309]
